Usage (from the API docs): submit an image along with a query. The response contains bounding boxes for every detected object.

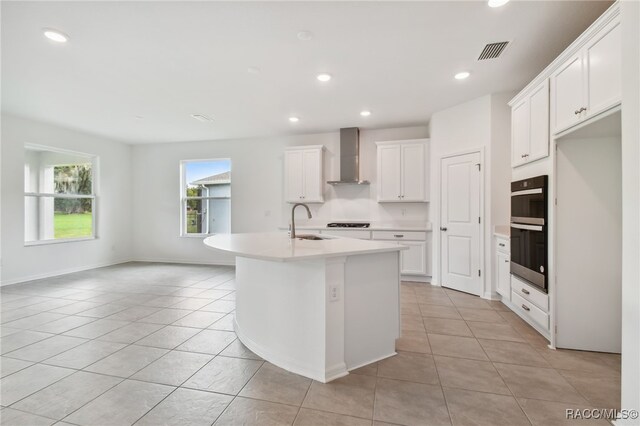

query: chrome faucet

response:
[290,203,312,239]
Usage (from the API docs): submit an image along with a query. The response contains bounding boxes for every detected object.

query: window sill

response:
[179,234,213,238]
[25,236,97,247]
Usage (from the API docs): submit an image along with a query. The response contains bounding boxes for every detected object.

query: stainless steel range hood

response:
[327,127,370,185]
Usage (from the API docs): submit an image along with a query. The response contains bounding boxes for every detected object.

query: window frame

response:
[179,158,232,237]
[24,144,99,246]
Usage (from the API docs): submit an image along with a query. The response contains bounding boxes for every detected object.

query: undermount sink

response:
[296,234,326,241]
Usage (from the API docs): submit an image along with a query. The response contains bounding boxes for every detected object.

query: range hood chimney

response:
[327,127,370,185]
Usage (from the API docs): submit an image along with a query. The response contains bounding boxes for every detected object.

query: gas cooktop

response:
[327,223,371,228]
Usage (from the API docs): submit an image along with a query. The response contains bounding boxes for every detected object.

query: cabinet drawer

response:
[512,291,549,330]
[511,275,548,311]
[320,230,371,240]
[372,231,426,241]
[495,237,509,255]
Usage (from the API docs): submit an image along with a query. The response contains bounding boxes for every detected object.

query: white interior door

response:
[440,152,482,296]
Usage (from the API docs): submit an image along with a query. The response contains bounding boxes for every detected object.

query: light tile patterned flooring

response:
[0,263,620,426]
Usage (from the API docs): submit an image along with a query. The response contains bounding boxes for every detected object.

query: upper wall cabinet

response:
[510,3,620,153]
[284,145,324,203]
[511,80,549,168]
[551,17,621,135]
[376,139,429,202]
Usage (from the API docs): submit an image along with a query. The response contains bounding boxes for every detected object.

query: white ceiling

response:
[1,1,612,144]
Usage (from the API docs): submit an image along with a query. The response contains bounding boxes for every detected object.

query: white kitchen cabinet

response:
[496,252,510,298]
[495,236,511,298]
[284,145,324,203]
[511,80,549,168]
[377,144,401,202]
[372,230,428,276]
[376,139,428,202]
[551,17,621,135]
[584,18,621,119]
[400,241,427,275]
[551,53,585,133]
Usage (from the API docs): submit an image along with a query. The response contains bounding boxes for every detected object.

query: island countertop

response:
[203,232,407,262]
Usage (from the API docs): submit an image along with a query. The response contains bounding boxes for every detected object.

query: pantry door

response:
[440,151,482,296]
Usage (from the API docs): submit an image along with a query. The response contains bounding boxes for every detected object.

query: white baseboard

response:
[483,291,502,301]
[0,258,133,287]
[401,275,432,283]
[1,257,237,287]
[131,257,236,267]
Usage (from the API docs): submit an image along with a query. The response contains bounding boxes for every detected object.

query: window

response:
[180,159,231,236]
[24,145,97,244]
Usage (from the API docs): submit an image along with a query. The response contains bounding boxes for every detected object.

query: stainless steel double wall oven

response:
[510,175,548,293]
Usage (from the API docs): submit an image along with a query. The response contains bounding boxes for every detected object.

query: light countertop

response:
[279,221,432,232]
[203,232,406,262]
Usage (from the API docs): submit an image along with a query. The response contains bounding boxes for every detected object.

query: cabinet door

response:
[496,251,511,297]
[400,241,427,275]
[551,53,584,133]
[528,80,550,162]
[400,143,425,201]
[511,98,529,167]
[284,150,304,203]
[585,19,621,119]
[377,145,401,201]
[302,149,323,202]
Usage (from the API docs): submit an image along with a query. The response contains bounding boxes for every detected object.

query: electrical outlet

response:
[329,284,340,302]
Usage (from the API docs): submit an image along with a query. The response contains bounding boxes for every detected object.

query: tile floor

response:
[0,263,620,426]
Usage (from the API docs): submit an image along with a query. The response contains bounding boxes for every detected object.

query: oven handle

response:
[511,216,544,226]
[511,223,543,232]
[511,188,543,196]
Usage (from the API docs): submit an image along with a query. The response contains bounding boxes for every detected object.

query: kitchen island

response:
[203,232,406,382]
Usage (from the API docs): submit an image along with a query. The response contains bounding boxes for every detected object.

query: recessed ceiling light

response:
[360,110,371,117]
[289,116,300,123]
[488,0,510,7]
[454,71,471,80]
[191,114,213,122]
[43,28,69,43]
[297,31,314,41]
[135,115,144,120]
[316,73,332,82]
[247,66,261,74]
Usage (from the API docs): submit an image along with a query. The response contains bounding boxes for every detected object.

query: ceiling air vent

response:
[478,41,509,60]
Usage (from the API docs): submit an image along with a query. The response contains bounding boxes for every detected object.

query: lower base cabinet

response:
[495,236,511,297]
[317,229,431,277]
[400,241,427,275]
[496,252,511,297]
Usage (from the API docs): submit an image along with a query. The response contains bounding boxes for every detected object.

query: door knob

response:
[440,227,448,231]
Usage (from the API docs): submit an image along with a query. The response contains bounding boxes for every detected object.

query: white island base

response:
[235,252,400,382]
[204,232,403,383]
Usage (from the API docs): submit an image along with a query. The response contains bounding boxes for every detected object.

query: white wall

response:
[429,93,513,298]
[131,126,429,264]
[556,135,621,353]
[620,0,640,418]
[1,114,133,285]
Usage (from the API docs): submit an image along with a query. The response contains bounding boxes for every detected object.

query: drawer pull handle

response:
[504,259,510,263]
[521,288,530,295]
[498,243,505,247]
[522,304,530,312]
[394,234,404,238]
